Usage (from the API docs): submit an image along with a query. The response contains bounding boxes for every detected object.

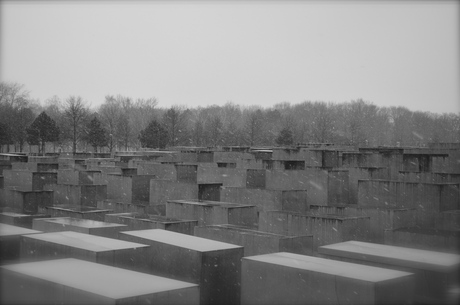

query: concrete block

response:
[166,199,258,228]
[0,212,50,229]
[105,213,197,235]
[1,258,199,305]
[318,240,460,304]
[3,170,57,191]
[45,205,113,221]
[435,210,460,231]
[44,184,107,207]
[241,252,414,305]
[384,227,460,254]
[220,187,308,214]
[194,224,314,256]
[107,174,155,204]
[120,229,243,305]
[1,189,53,214]
[149,179,198,206]
[32,217,128,239]
[259,211,371,251]
[0,223,41,263]
[309,206,417,243]
[20,231,150,273]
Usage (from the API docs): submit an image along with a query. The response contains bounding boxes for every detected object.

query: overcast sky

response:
[1,0,459,114]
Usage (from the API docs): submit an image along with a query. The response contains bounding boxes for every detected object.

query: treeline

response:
[1,81,459,153]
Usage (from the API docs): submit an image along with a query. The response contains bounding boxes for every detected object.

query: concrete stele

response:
[1,258,199,304]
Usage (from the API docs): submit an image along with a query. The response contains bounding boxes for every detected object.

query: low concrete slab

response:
[318,240,460,304]
[20,231,150,273]
[241,252,414,305]
[32,217,128,239]
[1,258,199,304]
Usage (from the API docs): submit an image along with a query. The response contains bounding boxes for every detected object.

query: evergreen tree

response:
[87,116,108,152]
[139,119,168,149]
[26,111,60,154]
[275,127,294,146]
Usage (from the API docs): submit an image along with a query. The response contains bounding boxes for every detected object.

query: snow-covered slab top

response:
[121,229,242,252]
[0,223,41,237]
[24,231,148,252]
[168,199,255,208]
[318,240,460,272]
[244,252,413,283]
[1,258,198,299]
[36,217,126,228]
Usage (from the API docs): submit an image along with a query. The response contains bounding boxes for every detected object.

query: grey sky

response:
[1,0,459,114]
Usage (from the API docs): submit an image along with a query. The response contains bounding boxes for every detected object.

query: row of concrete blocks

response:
[1,222,459,305]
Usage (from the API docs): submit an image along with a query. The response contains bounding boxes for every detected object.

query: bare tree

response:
[63,96,89,155]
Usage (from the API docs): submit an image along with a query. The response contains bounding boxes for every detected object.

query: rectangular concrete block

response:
[149,179,198,205]
[166,199,258,228]
[241,252,414,305]
[384,227,460,254]
[0,223,42,263]
[32,217,128,239]
[45,205,113,221]
[259,211,371,251]
[1,258,199,305]
[2,189,53,214]
[194,224,314,256]
[220,187,308,214]
[119,229,243,305]
[318,240,460,304]
[107,174,155,204]
[20,231,150,273]
[45,184,107,207]
[105,213,198,235]
[0,212,50,229]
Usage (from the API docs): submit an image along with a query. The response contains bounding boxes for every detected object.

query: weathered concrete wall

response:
[105,212,198,235]
[327,170,349,205]
[266,168,329,206]
[106,174,155,204]
[435,210,460,231]
[45,184,107,207]
[136,162,177,179]
[175,164,198,183]
[259,211,371,251]
[357,181,460,226]
[150,179,198,206]
[221,187,308,213]
[1,189,53,214]
[197,166,247,187]
[384,227,460,254]
[194,224,314,256]
[166,200,258,228]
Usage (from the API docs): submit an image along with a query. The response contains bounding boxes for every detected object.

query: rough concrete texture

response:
[241,252,414,305]
[1,258,199,305]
